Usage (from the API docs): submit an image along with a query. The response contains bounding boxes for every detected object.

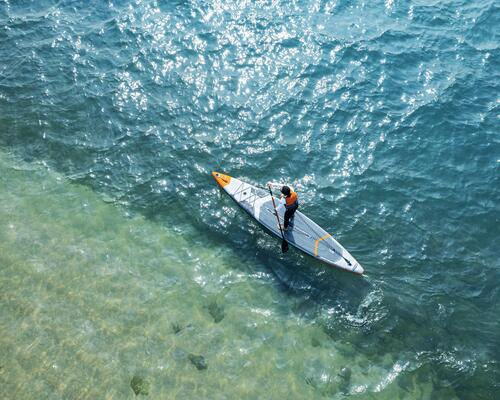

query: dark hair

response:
[281,186,291,196]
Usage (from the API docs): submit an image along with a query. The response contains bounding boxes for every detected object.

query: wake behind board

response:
[212,172,364,275]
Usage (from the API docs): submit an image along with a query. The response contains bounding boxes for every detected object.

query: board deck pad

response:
[212,172,364,275]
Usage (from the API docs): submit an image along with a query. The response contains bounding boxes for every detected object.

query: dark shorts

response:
[284,202,298,228]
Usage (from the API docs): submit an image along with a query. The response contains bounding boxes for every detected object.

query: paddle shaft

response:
[268,185,288,252]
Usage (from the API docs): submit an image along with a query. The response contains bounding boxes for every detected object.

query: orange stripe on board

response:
[314,234,332,257]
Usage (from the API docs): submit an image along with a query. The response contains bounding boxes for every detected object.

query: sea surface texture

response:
[0,0,499,398]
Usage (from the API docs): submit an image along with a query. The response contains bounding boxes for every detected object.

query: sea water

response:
[0,0,498,398]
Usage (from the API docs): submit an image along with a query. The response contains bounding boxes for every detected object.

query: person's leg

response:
[286,203,299,229]
[284,206,296,229]
[283,209,291,229]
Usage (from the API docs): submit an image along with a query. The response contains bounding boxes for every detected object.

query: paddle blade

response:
[281,239,289,253]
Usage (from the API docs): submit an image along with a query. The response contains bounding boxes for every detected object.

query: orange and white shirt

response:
[267,182,299,209]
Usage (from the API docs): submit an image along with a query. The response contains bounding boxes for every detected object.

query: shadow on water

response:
[121,170,376,320]
[180,186,376,316]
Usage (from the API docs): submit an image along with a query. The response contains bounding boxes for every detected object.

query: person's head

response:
[281,185,291,197]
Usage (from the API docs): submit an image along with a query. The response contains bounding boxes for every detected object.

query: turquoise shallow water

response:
[0,0,499,398]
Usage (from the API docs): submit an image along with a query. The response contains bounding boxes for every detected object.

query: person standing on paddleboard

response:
[267,183,299,231]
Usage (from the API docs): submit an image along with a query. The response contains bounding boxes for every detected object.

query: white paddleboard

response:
[212,172,364,275]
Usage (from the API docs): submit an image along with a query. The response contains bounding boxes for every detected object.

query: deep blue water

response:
[0,0,499,398]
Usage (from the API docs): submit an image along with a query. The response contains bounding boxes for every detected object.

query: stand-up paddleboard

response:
[212,172,364,275]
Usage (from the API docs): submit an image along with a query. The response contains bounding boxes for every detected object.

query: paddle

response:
[268,184,289,253]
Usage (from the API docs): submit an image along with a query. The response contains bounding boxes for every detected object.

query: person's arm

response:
[266,181,282,191]
[267,182,294,193]
[267,182,286,209]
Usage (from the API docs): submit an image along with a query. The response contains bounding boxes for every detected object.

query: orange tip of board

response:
[212,171,231,188]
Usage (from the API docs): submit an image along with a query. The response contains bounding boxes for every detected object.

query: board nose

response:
[212,171,231,188]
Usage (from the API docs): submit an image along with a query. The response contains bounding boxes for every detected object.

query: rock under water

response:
[188,354,208,370]
[130,375,149,396]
